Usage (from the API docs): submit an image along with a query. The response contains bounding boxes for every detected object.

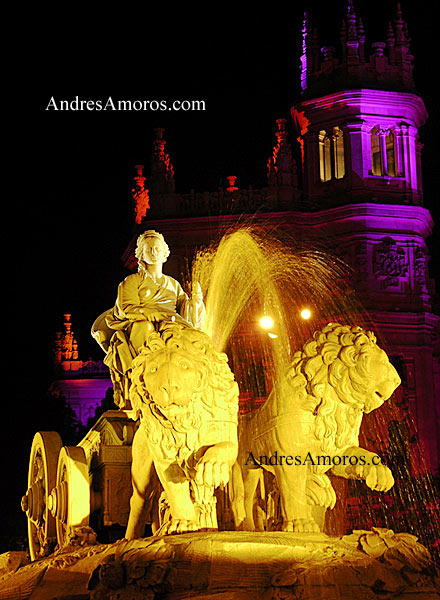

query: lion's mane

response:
[286,322,386,455]
[129,322,239,429]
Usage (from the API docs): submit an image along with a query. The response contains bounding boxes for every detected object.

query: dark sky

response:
[8,0,438,542]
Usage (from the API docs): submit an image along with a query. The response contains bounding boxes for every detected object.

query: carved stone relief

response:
[414,246,429,292]
[373,237,408,287]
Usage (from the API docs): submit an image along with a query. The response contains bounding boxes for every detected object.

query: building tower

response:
[291,1,439,474]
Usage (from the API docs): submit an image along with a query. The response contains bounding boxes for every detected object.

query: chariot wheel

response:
[48,446,90,548]
[21,431,63,561]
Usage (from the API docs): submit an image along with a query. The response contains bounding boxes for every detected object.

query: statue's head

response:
[135,230,170,272]
[129,322,239,424]
[287,322,401,415]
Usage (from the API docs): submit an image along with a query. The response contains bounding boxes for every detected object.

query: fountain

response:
[193,226,368,397]
[11,226,439,599]
[193,227,439,549]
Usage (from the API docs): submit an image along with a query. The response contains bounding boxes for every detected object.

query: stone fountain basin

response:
[1,530,438,599]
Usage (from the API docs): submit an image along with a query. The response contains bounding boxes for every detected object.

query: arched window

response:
[371,127,383,175]
[319,130,331,182]
[318,127,345,182]
[371,127,398,177]
[386,131,397,177]
[333,127,345,179]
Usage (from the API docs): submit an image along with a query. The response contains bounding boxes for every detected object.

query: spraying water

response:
[192,226,366,403]
[190,225,439,560]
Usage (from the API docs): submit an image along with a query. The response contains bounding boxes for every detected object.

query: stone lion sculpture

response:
[230,322,401,533]
[125,321,239,538]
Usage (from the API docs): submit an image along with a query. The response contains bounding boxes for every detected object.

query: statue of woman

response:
[92,230,205,409]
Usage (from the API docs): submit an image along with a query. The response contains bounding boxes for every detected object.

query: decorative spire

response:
[54,314,79,366]
[386,21,395,53]
[312,28,320,73]
[150,128,175,194]
[299,0,415,96]
[131,165,150,224]
[340,18,347,62]
[403,22,411,46]
[394,2,405,45]
[226,176,239,192]
[346,0,357,39]
[267,119,298,188]
[357,17,366,62]
[300,12,313,91]
[345,0,360,64]
[393,3,410,51]
[390,2,412,70]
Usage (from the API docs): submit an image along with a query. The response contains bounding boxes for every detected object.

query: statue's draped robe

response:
[96,271,205,408]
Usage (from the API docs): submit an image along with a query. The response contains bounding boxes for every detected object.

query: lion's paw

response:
[156,519,200,536]
[282,518,320,533]
[362,463,394,492]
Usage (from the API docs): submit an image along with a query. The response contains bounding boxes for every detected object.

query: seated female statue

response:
[92,230,205,409]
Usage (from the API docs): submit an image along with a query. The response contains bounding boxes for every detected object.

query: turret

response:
[150,128,175,195]
[299,1,415,97]
[292,2,427,208]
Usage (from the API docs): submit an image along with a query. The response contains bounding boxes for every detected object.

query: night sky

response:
[9,1,438,545]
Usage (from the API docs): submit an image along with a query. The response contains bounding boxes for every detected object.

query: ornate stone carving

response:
[267,119,298,188]
[342,527,433,570]
[78,429,102,460]
[231,323,401,533]
[54,314,79,365]
[150,128,175,195]
[414,245,429,291]
[373,237,408,286]
[4,531,437,599]
[132,165,150,225]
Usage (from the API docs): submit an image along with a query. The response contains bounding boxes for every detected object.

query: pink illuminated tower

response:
[292,2,439,475]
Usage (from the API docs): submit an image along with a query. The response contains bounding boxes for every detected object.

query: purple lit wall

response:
[51,376,112,426]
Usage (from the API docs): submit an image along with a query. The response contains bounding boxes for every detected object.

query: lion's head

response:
[286,323,401,452]
[129,322,239,426]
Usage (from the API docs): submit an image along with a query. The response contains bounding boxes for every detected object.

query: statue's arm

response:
[175,281,189,313]
[176,281,206,329]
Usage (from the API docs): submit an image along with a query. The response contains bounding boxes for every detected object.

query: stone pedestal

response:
[1,529,438,599]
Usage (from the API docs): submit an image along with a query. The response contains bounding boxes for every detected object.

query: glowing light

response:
[300,308,312,320]
[259,316,274,330]
[268,332,278,339]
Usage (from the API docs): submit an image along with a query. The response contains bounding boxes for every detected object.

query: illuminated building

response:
[51,314,112,426]
[122,2,439,478]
